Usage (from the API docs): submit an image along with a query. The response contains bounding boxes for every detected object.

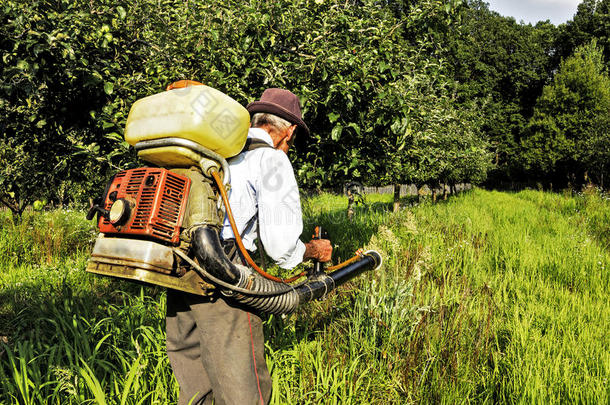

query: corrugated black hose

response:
[190,226,382,315]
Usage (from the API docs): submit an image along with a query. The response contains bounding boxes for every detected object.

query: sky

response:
[486,0,582,25]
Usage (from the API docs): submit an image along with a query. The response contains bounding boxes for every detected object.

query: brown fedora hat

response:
[247,88,310,137]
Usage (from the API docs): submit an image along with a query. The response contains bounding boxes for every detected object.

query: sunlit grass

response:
[0,189,608,404]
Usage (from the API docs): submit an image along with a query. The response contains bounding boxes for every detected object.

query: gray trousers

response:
[166,289,272,405]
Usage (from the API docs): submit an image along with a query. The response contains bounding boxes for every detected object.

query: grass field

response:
[0,188,608,404]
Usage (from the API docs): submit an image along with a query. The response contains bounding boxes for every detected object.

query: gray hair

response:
[251,113,292,132]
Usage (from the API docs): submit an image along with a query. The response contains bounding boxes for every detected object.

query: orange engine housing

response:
[98,168,191,245]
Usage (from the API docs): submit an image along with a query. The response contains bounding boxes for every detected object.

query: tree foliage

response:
[444,0,558,179]
[1,0,494,214]
[522,40,610,184]
[557,0,610,65]
[3,0,610,217]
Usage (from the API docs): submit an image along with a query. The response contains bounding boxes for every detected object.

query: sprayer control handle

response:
[312,226,328,275]
[312,226,330,240]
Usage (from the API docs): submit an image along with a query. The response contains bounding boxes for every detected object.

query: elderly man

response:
[166,88,332,405]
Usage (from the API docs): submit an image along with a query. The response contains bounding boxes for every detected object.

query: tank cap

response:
[166,80,204,91]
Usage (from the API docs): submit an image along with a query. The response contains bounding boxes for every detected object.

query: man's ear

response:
[286,125,297,142]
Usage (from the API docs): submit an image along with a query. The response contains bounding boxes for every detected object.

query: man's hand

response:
[304,239,333,262]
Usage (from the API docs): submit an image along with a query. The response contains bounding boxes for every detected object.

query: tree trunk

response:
[393,184,400,213]
[0,196,25,221]
[347,191,355,221]
[443,183,448,200]
[432,187,437,203]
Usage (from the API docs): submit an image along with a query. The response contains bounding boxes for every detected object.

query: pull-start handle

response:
[86,198,109,221]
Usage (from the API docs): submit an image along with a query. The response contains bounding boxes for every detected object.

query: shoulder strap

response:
[241,212,258,239]
[232,138,272,269]
[242,138,274,152]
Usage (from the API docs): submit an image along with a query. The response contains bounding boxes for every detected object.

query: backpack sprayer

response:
[86,81,382,315]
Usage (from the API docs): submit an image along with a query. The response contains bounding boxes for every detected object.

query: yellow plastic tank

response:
[124,85,250,163]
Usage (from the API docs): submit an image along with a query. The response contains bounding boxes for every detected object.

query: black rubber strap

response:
[242,138,273,152]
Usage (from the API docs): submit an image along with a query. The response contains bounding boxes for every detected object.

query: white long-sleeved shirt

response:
[220,127,306,269]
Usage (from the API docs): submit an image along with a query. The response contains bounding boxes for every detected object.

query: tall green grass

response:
[0,189,608,404]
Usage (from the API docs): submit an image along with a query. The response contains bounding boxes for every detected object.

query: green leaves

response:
[522,39,610,182]
[16,60,29,70]
[103,82,114,95]
[331,124,343,141]
[327,112,340,123]
[116,6,127,20]
[443,1,560,179]
[0,0,496,212]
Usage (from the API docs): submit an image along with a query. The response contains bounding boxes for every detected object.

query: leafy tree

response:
[556,0,610,65]
[444,1,558,180]
[1,0,496,215]
[521,40,610,184]
[368,0,491,209]
[0,0,151,216]
[581,110,610,187]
